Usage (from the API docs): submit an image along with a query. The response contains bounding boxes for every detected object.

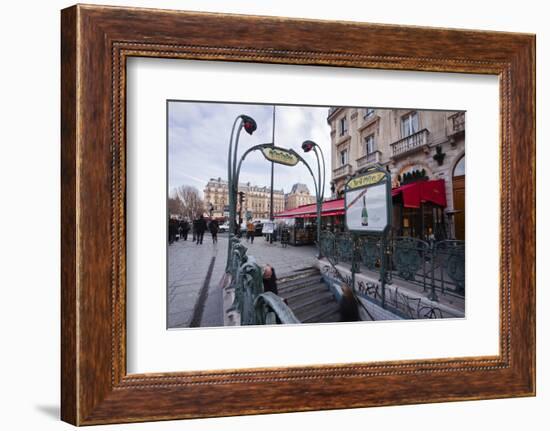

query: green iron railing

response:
[320,231,465,299]
[228,238,300,325]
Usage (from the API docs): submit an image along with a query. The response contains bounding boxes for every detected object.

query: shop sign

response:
[261,146,299,166]
[345,165,392,234]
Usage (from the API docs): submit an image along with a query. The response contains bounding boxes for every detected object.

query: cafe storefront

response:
[274,179,448,244]
[391,179,448,241]
[274,199,345,245]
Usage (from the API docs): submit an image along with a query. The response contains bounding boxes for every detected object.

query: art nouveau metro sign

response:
[260,146,299,166]
[345,164,392,234]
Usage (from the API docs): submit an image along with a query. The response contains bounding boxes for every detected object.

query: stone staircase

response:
[277,269,341,323]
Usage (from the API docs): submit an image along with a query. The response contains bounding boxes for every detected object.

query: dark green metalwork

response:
[335,232,354,263]
[254,292,300,325]
[320,231,337,263]
[302,140,326,257]
[233,142,322,257]
[229,236,247,277]
[435,240,465,295]
[228,238,249,312]
[392,237,429,281]
[319,229,465,301]
[226,116,250,272]
[227,238,302,325]
[342,164,393,311]
[359,236,380,270]
[238,257,264,325]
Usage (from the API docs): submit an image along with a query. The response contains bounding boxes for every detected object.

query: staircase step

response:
[318,310,342,323]
[299,302,342,324]
[287,287,334,307]
[290,291,337,318]
[275,268,344,324]
[278,275,323,294]
[283,283,333,305]
[277,267,319,282]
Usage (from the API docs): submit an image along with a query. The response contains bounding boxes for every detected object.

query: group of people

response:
[192,215,220,245]
[168,215,220,245]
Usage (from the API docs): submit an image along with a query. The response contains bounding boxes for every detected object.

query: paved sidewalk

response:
[167,236,221,328]
[236,235,318,277]
[167,233,318,328]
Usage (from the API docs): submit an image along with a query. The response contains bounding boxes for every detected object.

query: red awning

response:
[392,179,447,208]
[274,198,344,219]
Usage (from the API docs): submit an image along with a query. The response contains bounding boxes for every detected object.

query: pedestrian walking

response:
[168,217,177,245]
[209,219,219,244]
[192,218,198,242]
[280,227,290,248]
[246,220,255,244]
[181,219,189,241]
[195,215,207,245]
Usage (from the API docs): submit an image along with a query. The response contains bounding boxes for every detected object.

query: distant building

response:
[203,177,285,220]
[327,107,465,240]
[285,183,316,210]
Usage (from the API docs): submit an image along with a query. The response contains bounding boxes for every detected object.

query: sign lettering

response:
[347,172,385,190]
[261,147,299,166]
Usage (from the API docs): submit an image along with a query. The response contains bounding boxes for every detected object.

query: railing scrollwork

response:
[227,238,302,325]
[254,292,300,325]
[320,231,465,298]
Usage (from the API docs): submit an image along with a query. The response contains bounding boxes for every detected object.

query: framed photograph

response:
[61,4,535,425]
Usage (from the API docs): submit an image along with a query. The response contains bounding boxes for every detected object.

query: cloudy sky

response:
[168,101,332,199]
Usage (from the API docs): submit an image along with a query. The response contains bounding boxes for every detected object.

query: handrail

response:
[228,238,302,325]
[321,230,465,298]
[254,292,300,325]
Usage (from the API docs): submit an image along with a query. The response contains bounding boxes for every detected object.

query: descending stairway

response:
[277,269,341,323]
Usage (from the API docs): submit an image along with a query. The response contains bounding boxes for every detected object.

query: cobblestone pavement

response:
[167,233,318,328]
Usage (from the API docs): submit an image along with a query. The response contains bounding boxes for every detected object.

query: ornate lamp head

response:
[240,115,257,135]
[301,140,316,152]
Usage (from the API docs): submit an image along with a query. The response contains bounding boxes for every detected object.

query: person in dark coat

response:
[262,264,278,295]
[195,215,207,245]
[209,219,219,244]
[168,217,178,244]
[339,284,360,322]
[192,218,198,242]
[181,219,190,241]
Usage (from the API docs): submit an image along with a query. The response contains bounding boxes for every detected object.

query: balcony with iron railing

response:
[356,151,381,168]
[390,129,429,158]
[332,163,352,179]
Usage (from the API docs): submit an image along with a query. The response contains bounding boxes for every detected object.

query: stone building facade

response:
[285,183,316,210]
[203,177,285,220]
[327,107,465,239]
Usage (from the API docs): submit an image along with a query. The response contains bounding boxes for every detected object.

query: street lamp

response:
[301,140,326,257]
[226,114,257,271]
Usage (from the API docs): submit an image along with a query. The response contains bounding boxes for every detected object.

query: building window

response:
[453,155,465,177]
[401,112,419,137]
[339,116,348,136]
[364,134,375,154]
[364,108,375,119]
[340,149,348,166]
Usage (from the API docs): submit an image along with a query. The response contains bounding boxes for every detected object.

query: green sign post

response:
[344,164,392,308]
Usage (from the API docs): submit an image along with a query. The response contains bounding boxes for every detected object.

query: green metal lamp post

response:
[226,114,257,272]
[301,140,326,258]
